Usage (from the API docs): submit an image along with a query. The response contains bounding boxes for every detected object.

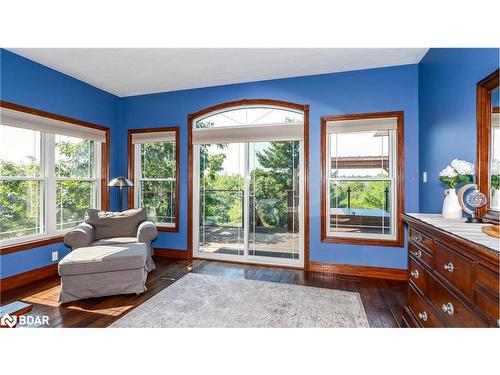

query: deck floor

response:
[199,226,299,257]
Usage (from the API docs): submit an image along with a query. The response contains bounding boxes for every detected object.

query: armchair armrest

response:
[137,221,158,244]
[64,223,95,249]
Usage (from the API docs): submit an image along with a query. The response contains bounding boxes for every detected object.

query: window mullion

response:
[391,130,398,236]
[95,141,102,209]
[134,144,142,208]
[326,133,332,234]
[55,177,97,181]
[45,133,56,234]
[0,176,46,181]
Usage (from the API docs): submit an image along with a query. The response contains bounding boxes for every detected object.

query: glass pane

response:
[198,143,244,255]
[196,107,303,128]
[0,125,41,177]
[329,131,390,178]
[56,180,95,230]
[329,180,392,235]
[141,141,176,179]
[249,141,300,259]
[55,135,95,178]
[140,180,176,224]
[0,180,44,240]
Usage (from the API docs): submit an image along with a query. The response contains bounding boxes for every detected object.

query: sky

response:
[0,125,41,171]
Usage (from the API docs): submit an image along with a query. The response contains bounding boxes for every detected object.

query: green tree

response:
[196,120,244,227]
[139,141,176,223]
[55,139,96,229]
[199,148,244,227]
[0,139,98,239]
[331,179,389,211]
[251,141,299,227]
[0,160,42,239]
[197,139,300,229]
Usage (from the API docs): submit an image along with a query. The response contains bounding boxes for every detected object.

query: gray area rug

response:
[110,273,369,328]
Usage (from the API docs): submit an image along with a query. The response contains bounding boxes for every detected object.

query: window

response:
[194,106,303,128]
[0,126,44,240]
[128,128,179,231]
[0,103,108,246]
[321,112,404,246]
[55,135,100,230]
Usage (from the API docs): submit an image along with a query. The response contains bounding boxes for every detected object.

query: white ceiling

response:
[8,48,429,97]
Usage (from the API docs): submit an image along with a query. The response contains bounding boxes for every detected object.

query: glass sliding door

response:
[198,143,245,256]
[248,141,300,260]
[194,140,303,266]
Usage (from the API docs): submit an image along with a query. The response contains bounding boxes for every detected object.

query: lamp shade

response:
[108,176,133,187]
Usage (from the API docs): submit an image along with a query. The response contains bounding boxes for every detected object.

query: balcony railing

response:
[199,188,299,230]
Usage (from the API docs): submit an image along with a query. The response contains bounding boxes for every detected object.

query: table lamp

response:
[108,177,133,212]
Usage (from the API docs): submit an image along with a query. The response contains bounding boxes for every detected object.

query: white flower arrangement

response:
[439,165,458,178]
[451,158,475,175]
[439,159,474,189]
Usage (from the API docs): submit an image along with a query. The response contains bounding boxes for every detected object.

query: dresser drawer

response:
[409,227,433,253]
[434,241,473,297]
[408,257,427,293]
[473,286,499,324]
[475,264,499,296]
[408,285,445,327]
[409,242,432,267]
[427,274,488,327]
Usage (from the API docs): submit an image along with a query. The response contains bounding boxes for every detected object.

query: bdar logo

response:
[1,313,18,328]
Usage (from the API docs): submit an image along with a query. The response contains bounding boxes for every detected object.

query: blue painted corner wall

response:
[2,48,498,279]
[0,49,122,278]
[418,48,499,212]
[121,64,420,269]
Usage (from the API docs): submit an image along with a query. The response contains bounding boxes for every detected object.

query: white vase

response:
[442,188,463,219]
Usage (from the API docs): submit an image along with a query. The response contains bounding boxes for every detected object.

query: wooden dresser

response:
[402,214,499,328]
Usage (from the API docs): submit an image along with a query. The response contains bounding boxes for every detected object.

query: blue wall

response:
[0,49,122,278]
[418,48,499,212]
[121,64,420,268]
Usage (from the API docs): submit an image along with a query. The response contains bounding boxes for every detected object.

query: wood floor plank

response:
[278,270,294,284]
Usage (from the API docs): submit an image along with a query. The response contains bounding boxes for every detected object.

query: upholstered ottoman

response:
[58,242,148,303]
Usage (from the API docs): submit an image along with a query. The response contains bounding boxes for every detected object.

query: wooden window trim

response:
[187,99,310,270]
[476,69,500,223]
[320,111,405,247]
[0,100,110,254]
[127,127,180,232]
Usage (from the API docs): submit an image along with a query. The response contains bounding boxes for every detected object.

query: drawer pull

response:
[414,234,423,242]
[443,262,454,273]
[410,250,422,258]
[410,270,419,278]
[418,312,428,321]
[442,302,455,316]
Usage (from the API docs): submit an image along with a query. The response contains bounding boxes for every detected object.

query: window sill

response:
[157,225,178,233]
[0,235,65,255]
[321,235,404,247]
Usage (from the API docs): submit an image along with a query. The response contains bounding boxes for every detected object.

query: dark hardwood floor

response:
[0,257,407,328]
